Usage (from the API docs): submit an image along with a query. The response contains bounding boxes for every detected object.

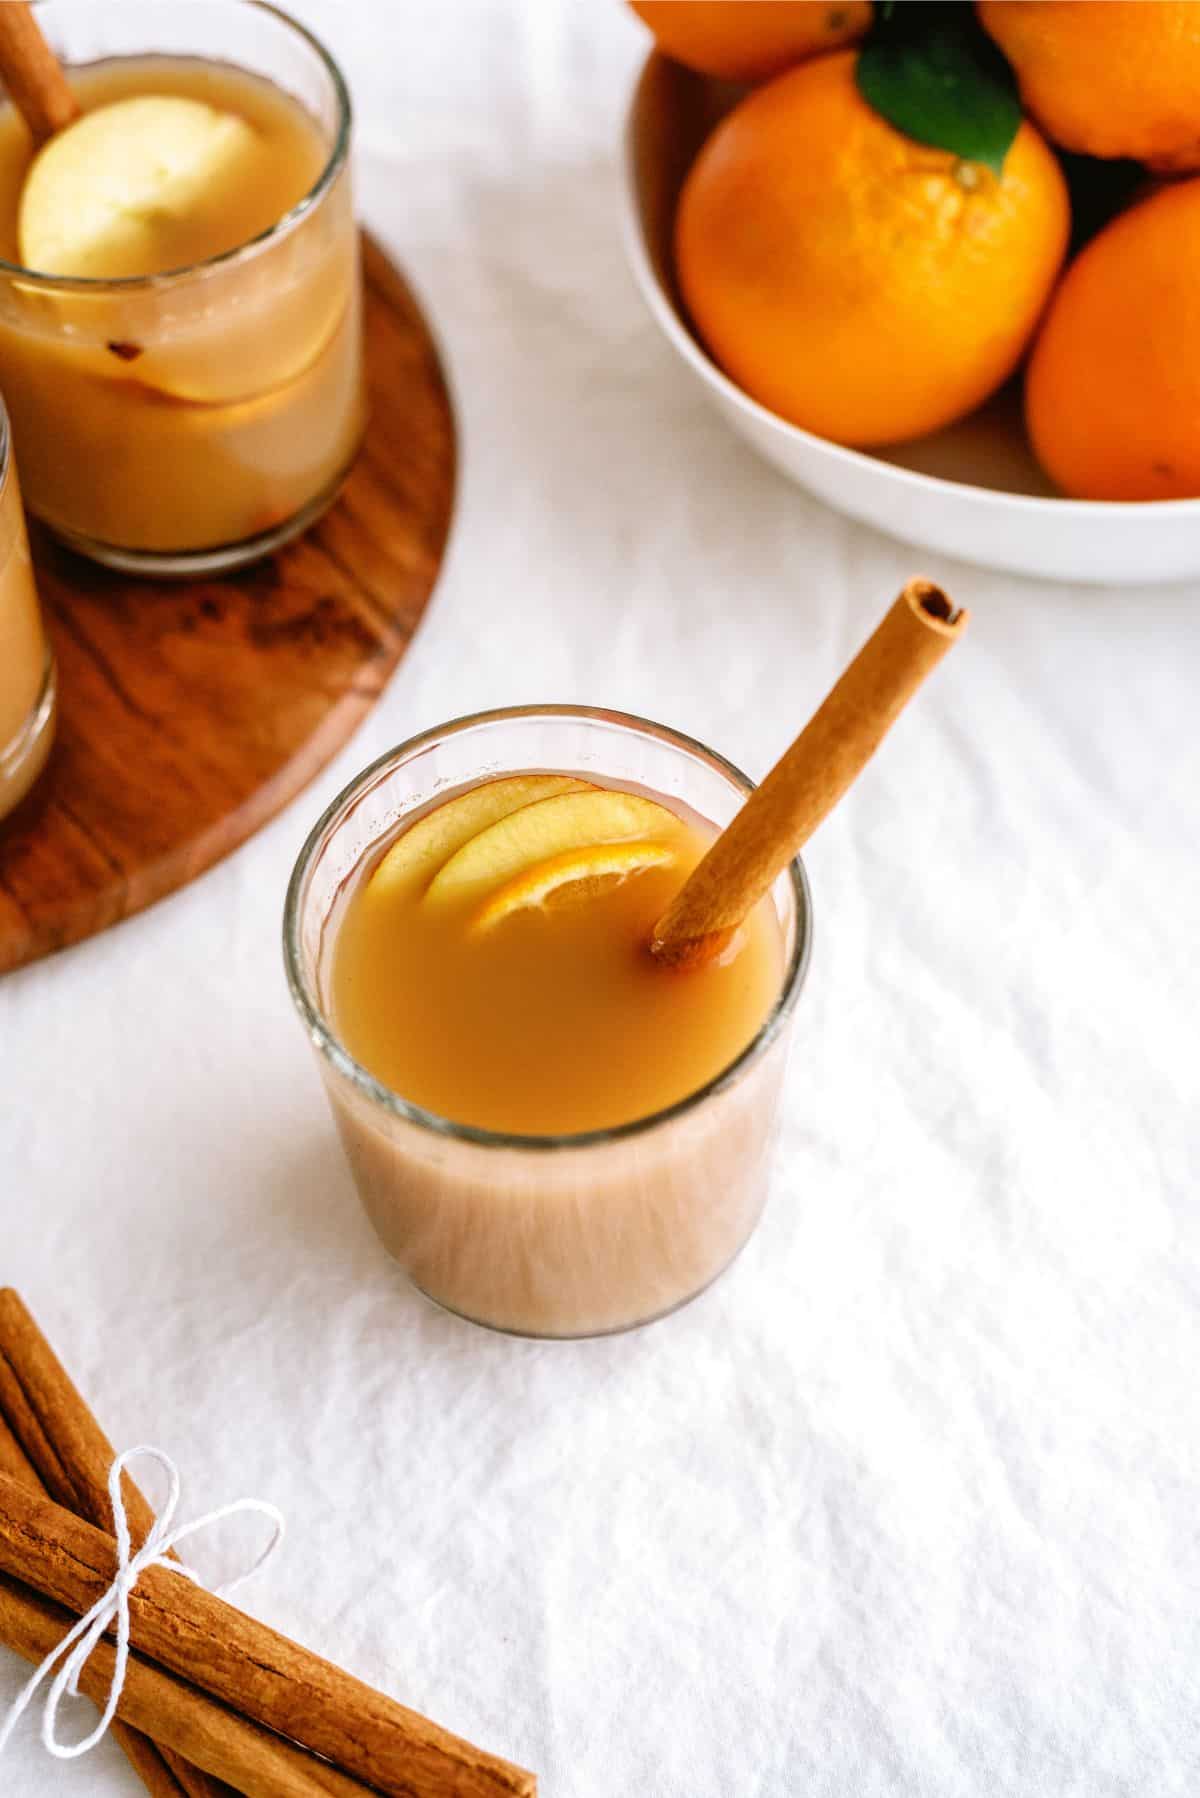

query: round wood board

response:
[0,233,456,977]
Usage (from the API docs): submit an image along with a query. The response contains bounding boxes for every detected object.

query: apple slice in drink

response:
[425,790,684,910]
[117,296,349,408]
[19,96,347,407]
[19,97,260,280]
[368,775,595,898]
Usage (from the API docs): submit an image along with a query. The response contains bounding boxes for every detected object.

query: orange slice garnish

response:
[472,841,677,932]
[426,790,681,910]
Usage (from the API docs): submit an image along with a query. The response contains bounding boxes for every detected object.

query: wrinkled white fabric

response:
[1,3,1197,1794]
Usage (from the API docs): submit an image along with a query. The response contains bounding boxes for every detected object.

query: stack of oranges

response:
[631,1,1200,501]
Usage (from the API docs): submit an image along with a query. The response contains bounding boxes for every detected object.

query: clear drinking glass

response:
[0,397,55,820]
[284,707,812,1339]
[0,0,365,575]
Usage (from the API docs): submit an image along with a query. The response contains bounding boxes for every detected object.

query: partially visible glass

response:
[284,707,812,1339]
[0,1,365,575]
[0,401,54,820]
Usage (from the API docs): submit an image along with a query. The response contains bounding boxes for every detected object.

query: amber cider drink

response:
[0,4,364,571]
[286,712,810,1338]
[334,782,783,1137]
[0,422,54,820]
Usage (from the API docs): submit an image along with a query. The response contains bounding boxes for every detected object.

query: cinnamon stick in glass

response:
[651,578,967,967]
[0,2,80,145]
[0,1411,208,1798]
[0,1293,536,1798]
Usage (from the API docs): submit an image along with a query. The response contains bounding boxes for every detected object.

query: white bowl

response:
[621,52,1200,585]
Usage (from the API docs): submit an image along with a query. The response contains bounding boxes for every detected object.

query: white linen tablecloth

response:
[2,3,1197,1792]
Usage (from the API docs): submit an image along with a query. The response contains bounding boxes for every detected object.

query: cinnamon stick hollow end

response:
[901,576,968,632]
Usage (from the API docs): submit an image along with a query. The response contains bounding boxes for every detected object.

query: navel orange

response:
[629,1,871,84]
[675,51,1070,447]
[1026,179,1200,501]
[978,1,1200,171]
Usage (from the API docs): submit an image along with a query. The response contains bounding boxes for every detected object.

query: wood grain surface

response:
[0,234,456,976]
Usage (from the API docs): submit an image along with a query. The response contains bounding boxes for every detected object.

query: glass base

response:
[0,653,56,821]
[408,1221,760,1341]
[38,452,360,579]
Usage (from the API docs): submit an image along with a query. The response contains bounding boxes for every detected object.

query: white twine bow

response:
[0,1445,284,1761]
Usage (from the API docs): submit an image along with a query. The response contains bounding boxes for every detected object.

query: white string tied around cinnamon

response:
[0,1444,284,1760]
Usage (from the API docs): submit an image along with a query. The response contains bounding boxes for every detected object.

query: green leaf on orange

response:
[856,2,1021,177]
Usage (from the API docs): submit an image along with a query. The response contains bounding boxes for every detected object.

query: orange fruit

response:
[1026,179,1200,501]
[629,1,871,83]
[675,52,1070,448]
[978,1,1200,171]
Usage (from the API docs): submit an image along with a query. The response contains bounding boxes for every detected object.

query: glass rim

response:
[283,703,813,1155]
[0,0,352,293]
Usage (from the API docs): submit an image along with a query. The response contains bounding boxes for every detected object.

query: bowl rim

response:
[620,50,1200,523]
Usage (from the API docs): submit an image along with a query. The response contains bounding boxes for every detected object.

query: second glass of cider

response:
[0,1,365,573]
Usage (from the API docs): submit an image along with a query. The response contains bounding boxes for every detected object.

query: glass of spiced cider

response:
[285,707,811,1338]
[0,396,54,820]
[0,1,364,574]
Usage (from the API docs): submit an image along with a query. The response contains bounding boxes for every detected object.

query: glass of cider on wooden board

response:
[285,708,811,1338]
[0,397,54,820]
[0,1,364,574]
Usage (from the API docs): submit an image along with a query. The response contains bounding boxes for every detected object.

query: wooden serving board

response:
[0,234,456,976]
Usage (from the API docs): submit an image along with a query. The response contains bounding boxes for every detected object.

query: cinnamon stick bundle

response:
[0,1409,221,1798]
[0,1293,536,1798]
[0,1571,398,1798]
